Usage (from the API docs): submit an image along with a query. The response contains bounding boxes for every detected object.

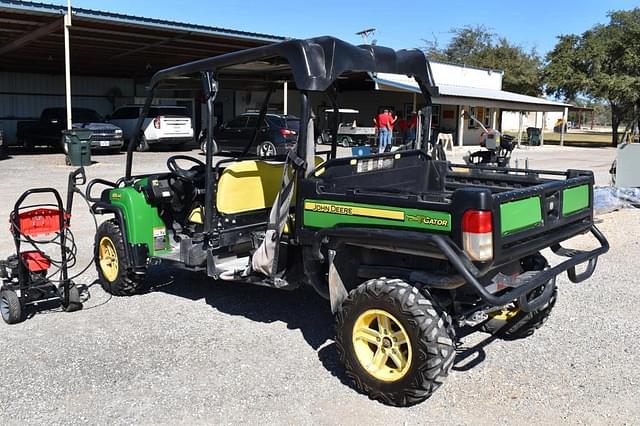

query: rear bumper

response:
[309,225,608,308]
[149,136,193,145]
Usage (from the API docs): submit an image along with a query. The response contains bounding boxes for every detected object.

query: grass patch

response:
[504,131,614,148]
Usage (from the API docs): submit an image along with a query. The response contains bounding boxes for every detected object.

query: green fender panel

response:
[108,183,170,256]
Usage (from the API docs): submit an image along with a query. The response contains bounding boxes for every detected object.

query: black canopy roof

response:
[150,36,438,101]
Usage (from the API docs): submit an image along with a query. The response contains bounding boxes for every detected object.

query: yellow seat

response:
[189,157,325,218]
[216,160,287,215]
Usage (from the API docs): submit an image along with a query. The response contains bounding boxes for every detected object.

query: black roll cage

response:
[124,35,438,238]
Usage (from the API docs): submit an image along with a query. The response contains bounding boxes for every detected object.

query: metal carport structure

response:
[0,0,285,145]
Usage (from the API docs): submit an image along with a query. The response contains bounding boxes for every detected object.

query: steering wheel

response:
[166,155,206,182]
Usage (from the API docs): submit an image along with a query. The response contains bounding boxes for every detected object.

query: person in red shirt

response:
[373,109,392,152]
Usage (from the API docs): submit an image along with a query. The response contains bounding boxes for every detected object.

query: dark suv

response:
[211,113,299,156]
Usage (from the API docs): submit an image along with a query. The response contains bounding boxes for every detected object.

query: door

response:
[215,115,247,151]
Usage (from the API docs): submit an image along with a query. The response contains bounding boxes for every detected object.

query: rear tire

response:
[0,289,24,324]
[257,141,277,157]
[335,278,456,407]
[95,220,147,296]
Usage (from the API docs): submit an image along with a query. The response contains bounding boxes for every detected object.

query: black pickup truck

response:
[17,107,124,152]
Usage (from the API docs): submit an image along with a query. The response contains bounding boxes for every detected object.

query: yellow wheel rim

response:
[490,308,521,321]
[98,236,119,282]
[352,309,412,382]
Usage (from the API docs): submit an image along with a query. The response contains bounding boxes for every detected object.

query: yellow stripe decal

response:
[304,202,405,221]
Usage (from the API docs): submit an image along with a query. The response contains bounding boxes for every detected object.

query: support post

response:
[412,93,417,113]
[64,0,72,130]
[491,109,497,129]
[517,111,523,148]
[457,106,465,147]
[540,111,547,146]
[560,106,568,146]
[283,80,288,115]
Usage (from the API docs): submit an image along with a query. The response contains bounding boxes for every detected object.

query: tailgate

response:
[160,116,192,136]
[492,171,594,265]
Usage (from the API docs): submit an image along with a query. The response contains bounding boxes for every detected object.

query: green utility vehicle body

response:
[86,36,609,407]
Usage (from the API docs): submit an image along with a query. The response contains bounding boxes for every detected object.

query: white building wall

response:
[502,111,563,131]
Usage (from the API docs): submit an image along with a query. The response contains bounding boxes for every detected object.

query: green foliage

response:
[423,25,543,96]
[545,8,640,145]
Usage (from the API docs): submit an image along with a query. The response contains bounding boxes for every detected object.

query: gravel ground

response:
[0,146,637,425]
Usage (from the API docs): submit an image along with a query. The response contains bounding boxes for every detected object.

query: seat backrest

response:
[216,160,286,215]
[216,156,326,215]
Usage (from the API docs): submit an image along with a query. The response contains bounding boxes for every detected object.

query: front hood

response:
[72,122,120,131]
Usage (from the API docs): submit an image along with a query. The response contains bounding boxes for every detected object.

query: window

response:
[245,116,259,128]
[431,105,441,128]
[111,107,139,120]
[226,116,248,129]
[483,108,492,128]
[148,107,188,117]
[72,109,103,123]
[468,107,485,129]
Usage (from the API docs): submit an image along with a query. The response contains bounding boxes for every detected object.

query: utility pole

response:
[64,0,72,130]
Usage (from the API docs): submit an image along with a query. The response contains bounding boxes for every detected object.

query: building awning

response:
[373,72,571,112]
[0,0,285,78]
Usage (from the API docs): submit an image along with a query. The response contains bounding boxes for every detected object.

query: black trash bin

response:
[62,129,92,166]
[526,127,541,146]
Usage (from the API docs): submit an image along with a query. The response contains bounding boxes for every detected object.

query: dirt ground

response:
[0,145,637,425]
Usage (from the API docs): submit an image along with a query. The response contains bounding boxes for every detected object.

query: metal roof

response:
[373,72,571,112]
[0,0,285,77]
[0,0,285,42]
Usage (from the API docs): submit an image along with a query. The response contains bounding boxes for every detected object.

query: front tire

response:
[95,220,147,296]
[335,278,456,407]
[0,289,24,324]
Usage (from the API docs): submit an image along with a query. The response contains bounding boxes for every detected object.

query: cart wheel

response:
[0,289,24,324]
[61,284,83,313]
[65,155,71,166]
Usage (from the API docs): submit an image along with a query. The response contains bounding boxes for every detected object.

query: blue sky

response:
[45,0,640,55]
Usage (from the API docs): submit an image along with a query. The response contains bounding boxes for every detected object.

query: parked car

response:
[108,105,194,151]
[206,112,299,157]
[17,108,124,152]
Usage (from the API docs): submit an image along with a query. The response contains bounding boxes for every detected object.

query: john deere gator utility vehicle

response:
[89,37,608,406]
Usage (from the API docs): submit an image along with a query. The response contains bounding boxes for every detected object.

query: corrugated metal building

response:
[0,0,285,145]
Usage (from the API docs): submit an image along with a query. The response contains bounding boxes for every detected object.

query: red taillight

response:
[280,128,296,136]
[462,210,493,234]
[462,210,493,261]
[153,116,161,129]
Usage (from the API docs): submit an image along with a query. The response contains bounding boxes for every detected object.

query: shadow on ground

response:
[147,265,501,388]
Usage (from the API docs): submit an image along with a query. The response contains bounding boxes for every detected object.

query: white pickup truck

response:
[108,105,194,151]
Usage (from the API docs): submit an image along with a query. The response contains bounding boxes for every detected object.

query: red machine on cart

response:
[0,169,86,324]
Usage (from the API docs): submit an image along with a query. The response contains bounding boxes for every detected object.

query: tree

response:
[423,26,543,96]
[545,8,640,146]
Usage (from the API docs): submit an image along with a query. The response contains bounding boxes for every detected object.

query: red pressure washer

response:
[0,168,88,324]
